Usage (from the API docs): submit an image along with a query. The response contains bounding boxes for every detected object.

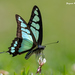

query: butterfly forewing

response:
[16,15,37,45]
[28,6,43,45]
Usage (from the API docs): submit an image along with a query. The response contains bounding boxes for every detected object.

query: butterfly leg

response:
[25,50,34,59]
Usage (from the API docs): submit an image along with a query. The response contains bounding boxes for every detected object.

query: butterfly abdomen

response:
[32,45,45,54]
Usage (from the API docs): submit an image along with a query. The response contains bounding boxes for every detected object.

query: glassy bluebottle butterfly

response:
[7,5,46,59]
[0,5,59,59]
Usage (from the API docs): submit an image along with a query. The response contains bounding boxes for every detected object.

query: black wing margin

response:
[28,5,43,45]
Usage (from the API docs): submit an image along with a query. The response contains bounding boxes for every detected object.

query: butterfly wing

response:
[25,6,43,59]
[8,5,43,59]
[8,15,37,56]
[28,5,43,45]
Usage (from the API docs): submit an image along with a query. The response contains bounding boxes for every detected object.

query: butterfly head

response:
[38,45,46,50]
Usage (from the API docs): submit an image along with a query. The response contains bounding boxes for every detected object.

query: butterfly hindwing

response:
[8,37,34,56]
[28,5,43,45]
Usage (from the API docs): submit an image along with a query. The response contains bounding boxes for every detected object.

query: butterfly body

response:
[32,45,45,53]
[8,5,45,59]
[25,45,45,59]
[33,45,45,56]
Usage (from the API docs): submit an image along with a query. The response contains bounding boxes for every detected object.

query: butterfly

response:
[7,5,46,59]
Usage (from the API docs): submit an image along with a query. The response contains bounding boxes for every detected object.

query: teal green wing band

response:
[18,39,33,52]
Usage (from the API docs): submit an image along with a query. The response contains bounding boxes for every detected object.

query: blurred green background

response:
[0,0,75,75]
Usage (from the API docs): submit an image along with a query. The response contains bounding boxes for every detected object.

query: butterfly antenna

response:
[0,51,7,54]
[43,41,59,46]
